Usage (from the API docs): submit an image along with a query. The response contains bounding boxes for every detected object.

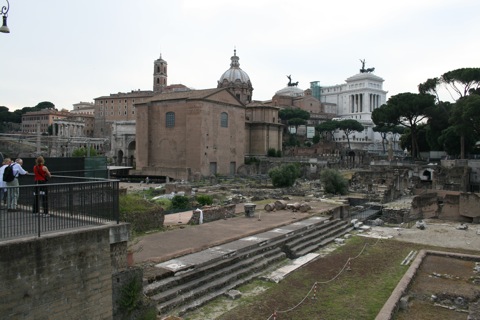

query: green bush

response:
[320,168,349,195]
[268,163,301,188]
[119,194,157,215]
[312,135,320,144]
[120,276,142,314]
[267,148,277,157]
[152,198,172,211]
[196,194,213,206]
[119,194,164,234]
[144,187,164,198]
[171,195,190,210]
[245,157,260,165]
[286,134,299,146]
[72,146,98,157]
[276,150,282,157]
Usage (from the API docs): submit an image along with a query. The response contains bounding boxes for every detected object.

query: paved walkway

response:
[130,202,338,265]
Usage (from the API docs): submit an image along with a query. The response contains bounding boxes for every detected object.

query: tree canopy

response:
[0,102,56,125]
[375,93,435,159]
[335,119,364,150]
[315,120,338,141]
[279,108,310,122]
[441,68,480,99]
[418,68,480,158]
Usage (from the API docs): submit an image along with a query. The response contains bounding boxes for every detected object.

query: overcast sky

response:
[1,0,479,111]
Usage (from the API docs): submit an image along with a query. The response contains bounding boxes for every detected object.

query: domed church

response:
[134,50,282,181]
[217,49,253,105]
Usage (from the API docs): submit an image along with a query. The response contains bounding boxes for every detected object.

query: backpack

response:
[3,164,15,182]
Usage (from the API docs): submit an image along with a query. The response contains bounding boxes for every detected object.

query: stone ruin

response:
[349,162,480,224]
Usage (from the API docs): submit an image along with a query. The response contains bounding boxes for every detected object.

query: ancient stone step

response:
[292,226,354,258]
[147,216,351,317]
[284,219,346,250]
[155,250,286,315]
[148,248,284,304]
[284,220,351,258]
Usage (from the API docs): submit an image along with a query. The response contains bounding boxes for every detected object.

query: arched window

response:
[166,112,175,127]
[220,112,228,128]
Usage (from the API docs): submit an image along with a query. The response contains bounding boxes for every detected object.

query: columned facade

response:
[56,120,85,138]
[319,72,390,152]
[348,93,381,113]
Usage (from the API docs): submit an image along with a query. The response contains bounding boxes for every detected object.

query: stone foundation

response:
[188,204,237,224]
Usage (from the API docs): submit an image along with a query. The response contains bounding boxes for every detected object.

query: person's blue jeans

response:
[0,187,5,207]
[6,178,19,210]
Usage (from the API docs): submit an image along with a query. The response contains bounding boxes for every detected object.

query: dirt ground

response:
[363,219,480,251]
[394,254,480,320]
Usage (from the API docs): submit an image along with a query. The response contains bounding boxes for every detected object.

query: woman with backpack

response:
[6,158,28,212]
[0,158,9,209]
[33,156,51,217]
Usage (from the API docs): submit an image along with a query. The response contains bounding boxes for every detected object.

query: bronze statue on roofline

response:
[286,75,298,87]
[359,59,375,73]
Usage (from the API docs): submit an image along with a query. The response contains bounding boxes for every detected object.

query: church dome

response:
[275,86,304,97]
[218,50,251,85]
[217,49,253,104]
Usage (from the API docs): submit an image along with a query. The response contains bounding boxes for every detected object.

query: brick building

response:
[135,88,246,180]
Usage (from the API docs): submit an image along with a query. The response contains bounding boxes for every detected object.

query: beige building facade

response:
[71,102,95,115]
[93,90,154,138]
[22,109,71,133]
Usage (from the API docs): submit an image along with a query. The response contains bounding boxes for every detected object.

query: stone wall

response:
[122,208,165,234]
[381,207,411,224]
[411,193,439,219]
[0,226,118,319]
[459,193,480,223]
[411,190,479,223]
[112,267,146,320]
[188,204,237,224]
[433,165,470,191]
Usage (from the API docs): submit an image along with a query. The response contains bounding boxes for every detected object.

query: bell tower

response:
[153,54,167,93]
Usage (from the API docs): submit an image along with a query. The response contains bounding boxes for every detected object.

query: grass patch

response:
[120,193,158,214]
[182,281,276,320]
[201,236,478,320]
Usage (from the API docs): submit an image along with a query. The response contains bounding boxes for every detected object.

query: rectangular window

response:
[210,162,217,175]
[220,112,228,128]
[166,112,175,127]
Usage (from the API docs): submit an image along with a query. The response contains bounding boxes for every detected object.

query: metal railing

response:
[1,175,119,240]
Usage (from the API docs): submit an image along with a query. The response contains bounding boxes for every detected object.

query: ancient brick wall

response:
[459,193,480,222]
[122,208,165,233]
[0,227,115,319]
[411,193,438,219]
[411,190,479,222]
[188,204,237,224]
[382,207,411,224]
